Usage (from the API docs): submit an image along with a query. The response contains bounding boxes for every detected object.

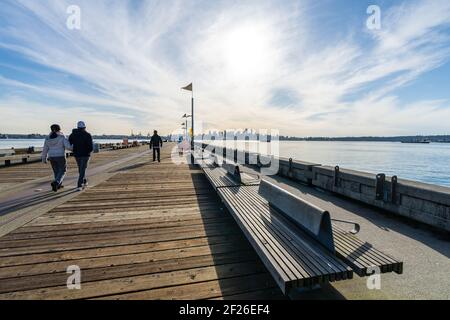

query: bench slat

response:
[218,186,352,293]
[241,187,353,280]
[332,226,403,276]
[216,189,294,293]
[199,164,403,295]
[220,187,325,287]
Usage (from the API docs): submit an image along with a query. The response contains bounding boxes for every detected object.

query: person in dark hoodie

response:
[69,121,94,191]
[42,124,73,192]
[150,130,163,162]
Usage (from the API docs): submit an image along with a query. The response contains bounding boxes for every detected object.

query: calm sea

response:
[207,140,450,188]
[1,139,449,187]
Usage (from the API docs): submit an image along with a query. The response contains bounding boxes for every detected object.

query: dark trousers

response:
[152,147,161,162]
[75,157,90,187]
[49,157,67,185]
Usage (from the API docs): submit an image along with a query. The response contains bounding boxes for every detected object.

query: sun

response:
[222,22,274,80]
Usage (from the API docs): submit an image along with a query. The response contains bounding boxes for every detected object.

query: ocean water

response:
[2,139,449,187]
[206,140,450,188]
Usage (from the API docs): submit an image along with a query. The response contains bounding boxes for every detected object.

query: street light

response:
[181,83,194,162]
[182,114,192,142]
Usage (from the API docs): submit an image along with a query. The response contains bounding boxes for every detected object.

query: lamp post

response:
[182,83,194,161]
[182,114,191,142]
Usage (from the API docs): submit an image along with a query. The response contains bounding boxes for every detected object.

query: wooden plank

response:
[219,188,313,285]
[241,187,352,279]
[94,273,276,300]
[0,242,253,280]
[0,234,246,268]
[0,250,258,294]
[0,262,268,300]
[0,222,238,249]
[332,226,403,275]
[215,189,294,293]
[229,187,342,283]
[220,187,351,287]
[0,224,244,257]
[0,145,283,300]
[2,216,233,241]
[10,212,226,234]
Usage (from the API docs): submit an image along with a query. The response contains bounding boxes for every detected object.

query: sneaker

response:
[83,179,88,187]
[76,187,83,192]
[58,184,64,190]
[51,181,58,192]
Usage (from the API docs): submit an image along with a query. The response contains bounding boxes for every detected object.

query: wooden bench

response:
[199,153,260,188]
[196,157,403,294]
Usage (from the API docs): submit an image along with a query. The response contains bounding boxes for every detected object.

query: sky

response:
[1,0,450,136]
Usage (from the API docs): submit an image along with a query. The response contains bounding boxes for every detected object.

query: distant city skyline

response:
[1,0,450,136]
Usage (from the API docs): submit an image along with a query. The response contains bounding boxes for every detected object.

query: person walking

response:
[69,121,94,191]
[42,124,72,192]
[150,130,163,162]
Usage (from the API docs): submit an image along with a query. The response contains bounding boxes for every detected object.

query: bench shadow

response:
[189,167,287,300]
[190,166,350,300]
[0,189,79,217]
[266,174,450,259]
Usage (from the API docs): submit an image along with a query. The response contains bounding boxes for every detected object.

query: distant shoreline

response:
[1,134,450,143]
[278,136,450,143]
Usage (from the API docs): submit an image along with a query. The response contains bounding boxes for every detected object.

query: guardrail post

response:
[391,176,398,204]
[376,173,386,200]
[288,158,293,178]
[334,166,340,188]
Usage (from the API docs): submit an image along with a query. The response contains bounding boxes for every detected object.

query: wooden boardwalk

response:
[0,146,284,300]
[0,145,148,192]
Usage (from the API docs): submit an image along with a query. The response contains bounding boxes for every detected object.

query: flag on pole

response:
[182,83,193,91]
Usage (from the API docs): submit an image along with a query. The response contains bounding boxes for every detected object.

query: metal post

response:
[391,176,398,204]
[191,95,194,151]
[334,166,340,188]
[376,173,386,200]
[191,92,194,164]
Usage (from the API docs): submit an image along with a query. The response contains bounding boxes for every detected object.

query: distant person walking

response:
[42,124,72,192]
[150,130,163,162]
[69,121,93,191]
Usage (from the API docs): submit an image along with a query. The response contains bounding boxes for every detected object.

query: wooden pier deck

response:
[0,145,148,192]
[0,146,284,300]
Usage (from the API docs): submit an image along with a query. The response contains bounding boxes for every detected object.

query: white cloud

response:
[0,0,450,136]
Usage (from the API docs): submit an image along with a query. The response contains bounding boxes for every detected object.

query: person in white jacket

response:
[42,124,73,192]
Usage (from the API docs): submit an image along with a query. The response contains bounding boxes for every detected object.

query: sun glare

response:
[222,23,274,79]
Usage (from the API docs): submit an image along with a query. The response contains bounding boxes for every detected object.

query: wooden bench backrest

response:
[258,179,335,253]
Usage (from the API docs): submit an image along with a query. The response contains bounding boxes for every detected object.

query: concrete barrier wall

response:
[197,143,450,232]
